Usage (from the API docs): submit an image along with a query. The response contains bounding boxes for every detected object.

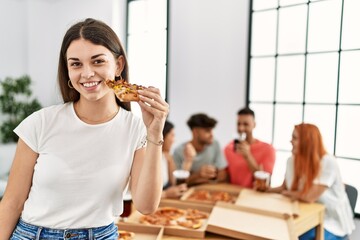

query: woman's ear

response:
[116,55,125,76]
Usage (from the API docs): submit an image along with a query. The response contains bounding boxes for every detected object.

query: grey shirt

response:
[173,140,227,172]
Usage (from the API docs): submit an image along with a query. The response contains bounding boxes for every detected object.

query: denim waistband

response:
[11,218,118,240]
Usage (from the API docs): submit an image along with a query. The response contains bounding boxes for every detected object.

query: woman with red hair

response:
[269,123,355,240]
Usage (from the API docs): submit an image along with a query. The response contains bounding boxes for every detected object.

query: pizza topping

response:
[105,79,146,102]
[118,230,135,240]
[185,208,209,220]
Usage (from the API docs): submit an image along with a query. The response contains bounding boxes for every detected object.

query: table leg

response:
[315,209,324,240]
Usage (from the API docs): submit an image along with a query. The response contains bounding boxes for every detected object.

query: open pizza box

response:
[236,188,300,217]
[180,183,242,205]
[127,199,213,238]
[116,222,163,240]
[206,202,297,240]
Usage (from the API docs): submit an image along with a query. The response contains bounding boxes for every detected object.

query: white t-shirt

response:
[285,154,355,236]
[14,103,147,229]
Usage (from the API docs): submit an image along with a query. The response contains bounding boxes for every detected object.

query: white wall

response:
[0,0,28,79]
[168,0,249,147]
[0,0,127,107]
[0,0,249,148]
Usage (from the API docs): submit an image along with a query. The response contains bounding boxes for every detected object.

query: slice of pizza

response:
[117,230,135,240]
[176,219,203,229]
[105,79,145,102]
[185,208,209,220]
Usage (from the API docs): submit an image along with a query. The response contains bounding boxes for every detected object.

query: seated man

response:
[224,107,275,188]
[173,113,227,186]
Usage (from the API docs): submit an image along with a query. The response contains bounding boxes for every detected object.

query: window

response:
[248,0,360,215]
[127,0,168,116]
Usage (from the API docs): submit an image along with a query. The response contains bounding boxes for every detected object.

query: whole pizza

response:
[139,207,209,229]
[186,190,236,203]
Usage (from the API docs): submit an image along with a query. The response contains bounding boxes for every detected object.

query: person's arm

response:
[0,139,38,239]
[236,141,261,172]
[262,146,276,174]
[281,184,327,203]
[215,168,228,183]
[182,142,196,171]
[165,153,176,186]
[129,87,169,214]
[212,141,228,183]
[266,180,286,193]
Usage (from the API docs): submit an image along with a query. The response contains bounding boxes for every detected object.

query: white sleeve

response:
[13,110,42,153]
[314,155,337,187]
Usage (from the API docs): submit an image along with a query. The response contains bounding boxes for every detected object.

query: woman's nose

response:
[81,66,95,79]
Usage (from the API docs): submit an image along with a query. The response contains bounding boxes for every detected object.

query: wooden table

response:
[294,201,325,240]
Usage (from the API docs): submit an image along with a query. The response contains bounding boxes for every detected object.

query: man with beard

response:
[173,113,227,186]
[224,107,275,188]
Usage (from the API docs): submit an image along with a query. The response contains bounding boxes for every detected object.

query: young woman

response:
[269,123,355,240]
[0,18,169,239]
[161,121,187,199]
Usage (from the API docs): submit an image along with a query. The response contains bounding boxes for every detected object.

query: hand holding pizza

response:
[137,87,169,139]
[105,79,169,141]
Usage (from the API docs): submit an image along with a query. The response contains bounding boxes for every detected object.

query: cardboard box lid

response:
[236,189,299,217]
[206,202,297,240]
[116,222,164,240]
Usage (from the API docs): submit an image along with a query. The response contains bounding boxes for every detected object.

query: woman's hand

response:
[138,87,169,138]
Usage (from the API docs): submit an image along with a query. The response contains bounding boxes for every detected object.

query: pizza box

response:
[159,198,214,212]
[116,222,163,240]
[235,188,299,217]
[206,202,297,240]
[185,183,243,193]
[180,184,241,205]
[127,199,213,239]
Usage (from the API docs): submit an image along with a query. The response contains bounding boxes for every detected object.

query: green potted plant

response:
[0,75,42,193]
[0,75,42,143]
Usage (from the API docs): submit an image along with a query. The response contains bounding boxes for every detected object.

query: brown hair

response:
[187,113,217,129]
[291,123,327,195]
[58,18,130,111]
[237,107,255,118]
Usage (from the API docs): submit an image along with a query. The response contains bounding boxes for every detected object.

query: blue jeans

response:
[299,228,347,240]
[10,218,118,240]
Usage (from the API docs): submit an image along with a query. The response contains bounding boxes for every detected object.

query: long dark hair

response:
[163,121,174,138]
[58,18,130,111]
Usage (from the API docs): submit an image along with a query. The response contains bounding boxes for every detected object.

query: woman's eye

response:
[94,59,105,64]
[69,62,81,67]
